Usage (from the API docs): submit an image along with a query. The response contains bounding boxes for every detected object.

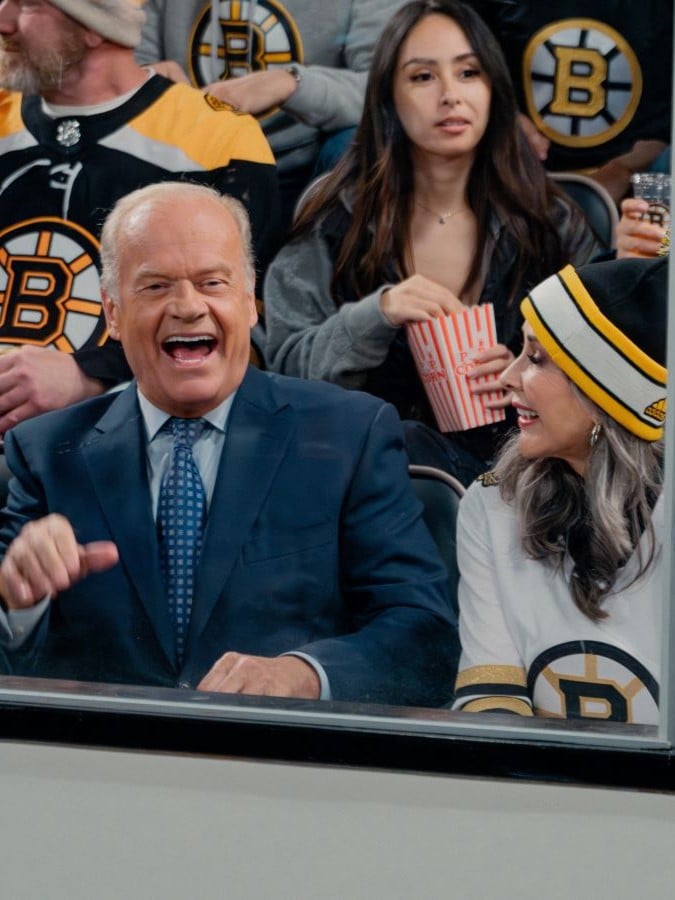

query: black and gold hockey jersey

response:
[472,0,672,172]
[0,75,279,384]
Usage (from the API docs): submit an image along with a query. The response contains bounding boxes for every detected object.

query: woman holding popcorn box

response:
[264,0,597,484]
[453,256,666,724]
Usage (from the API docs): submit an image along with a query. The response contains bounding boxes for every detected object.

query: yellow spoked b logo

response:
[522,18,642,149]
[188,0,303,87]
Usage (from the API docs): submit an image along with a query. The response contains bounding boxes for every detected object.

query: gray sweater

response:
[136,0,405,174]
[264,197,599,400]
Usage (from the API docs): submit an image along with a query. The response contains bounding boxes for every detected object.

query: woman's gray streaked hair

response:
[493,402,664,622]
[99,181,256,300]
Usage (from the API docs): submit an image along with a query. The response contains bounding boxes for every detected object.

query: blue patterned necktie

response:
[157,417,207,663]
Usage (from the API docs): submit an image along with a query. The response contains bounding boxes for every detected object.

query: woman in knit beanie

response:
[453,256,667,725]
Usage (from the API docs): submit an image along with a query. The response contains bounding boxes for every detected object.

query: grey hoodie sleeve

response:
[136,0,162,64]
[137,0,407,132]
[282,0,406,131]
[263,228,400,386]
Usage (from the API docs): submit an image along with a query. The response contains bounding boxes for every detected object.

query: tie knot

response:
[169,417,205,448]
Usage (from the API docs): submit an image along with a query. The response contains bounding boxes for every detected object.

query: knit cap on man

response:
[48,0,146,48]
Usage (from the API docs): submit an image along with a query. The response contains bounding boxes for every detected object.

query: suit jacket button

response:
[178,680,192,689]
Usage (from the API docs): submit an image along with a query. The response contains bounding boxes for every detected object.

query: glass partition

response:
[0,9,674,787]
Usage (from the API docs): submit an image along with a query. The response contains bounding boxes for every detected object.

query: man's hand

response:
[203,69,299,116]
[591,140,669,204]
[616,197,667,258]
[518,113,550,161]
[0,513,118,610]
[198,652,321,699]
[380,274,464,327]
[144,59,190,84]
[0,347,106,433]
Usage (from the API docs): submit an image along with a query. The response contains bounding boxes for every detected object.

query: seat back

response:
[408,464,465,616]
[293,171,332,222]
[549,171,619,252]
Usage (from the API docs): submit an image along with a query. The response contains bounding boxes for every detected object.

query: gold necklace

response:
[416,201,467,225]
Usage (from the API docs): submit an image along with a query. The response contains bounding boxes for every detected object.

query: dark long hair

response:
[293,0,580,305]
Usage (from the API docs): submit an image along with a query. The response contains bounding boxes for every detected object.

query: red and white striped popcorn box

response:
[406,304,506,432]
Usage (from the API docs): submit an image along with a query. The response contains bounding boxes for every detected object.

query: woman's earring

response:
[589,422,602,448]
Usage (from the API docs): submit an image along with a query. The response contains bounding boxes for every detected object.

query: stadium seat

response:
[408,464,465,617]
[549,171,619,253]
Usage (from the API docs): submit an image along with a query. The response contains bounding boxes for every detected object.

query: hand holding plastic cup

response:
[630,172,671,228]
[407,304,506,433]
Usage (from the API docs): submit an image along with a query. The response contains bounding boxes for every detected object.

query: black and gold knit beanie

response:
[521,256,668,441]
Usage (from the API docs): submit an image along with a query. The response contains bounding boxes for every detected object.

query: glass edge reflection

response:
[0,684,665,752]
[660,22,675,745]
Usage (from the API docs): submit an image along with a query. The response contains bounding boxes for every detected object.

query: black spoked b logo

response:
[0,218,104,352]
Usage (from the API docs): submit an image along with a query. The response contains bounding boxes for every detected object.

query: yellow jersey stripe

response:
[461,697,534,715]
[125,83,275,169]
[455,664,527,689]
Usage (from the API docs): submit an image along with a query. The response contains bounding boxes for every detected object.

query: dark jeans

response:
[0,447,9,508]
[279,162,317,235]
[278,127,358,234]
[402,420,492,487]
[314,127,356,175]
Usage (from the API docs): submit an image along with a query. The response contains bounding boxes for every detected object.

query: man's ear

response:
[102,290,121,341]
[83,29,104,50]
[249,291,259,328]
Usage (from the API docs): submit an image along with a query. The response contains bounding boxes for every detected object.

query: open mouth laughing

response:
[513,402,539,428]
[162,334,217,363]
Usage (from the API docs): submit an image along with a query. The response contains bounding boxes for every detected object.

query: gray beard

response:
[0,61,54,94]
[0,39,85,95]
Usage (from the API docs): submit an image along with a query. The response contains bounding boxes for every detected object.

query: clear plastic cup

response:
[631,172,671,227]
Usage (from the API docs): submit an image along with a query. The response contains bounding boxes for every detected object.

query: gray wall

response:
[2,740,675,899]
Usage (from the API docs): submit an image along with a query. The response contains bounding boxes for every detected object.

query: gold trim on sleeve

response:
[455,665,527,690]
[461,697,534,715]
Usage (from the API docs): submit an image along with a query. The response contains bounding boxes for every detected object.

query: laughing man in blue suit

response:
[0,181,456,706]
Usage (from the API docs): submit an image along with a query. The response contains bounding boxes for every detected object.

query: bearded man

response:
[0,0,278,435]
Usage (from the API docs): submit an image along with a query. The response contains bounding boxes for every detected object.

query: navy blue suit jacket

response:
[0,368,457,706]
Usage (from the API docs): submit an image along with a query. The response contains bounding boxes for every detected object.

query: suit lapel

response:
[187,369,295,646]
[82,385,176,667]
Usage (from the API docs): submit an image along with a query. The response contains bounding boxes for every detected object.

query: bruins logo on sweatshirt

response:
[522,18,642,150]
[188,0,303,86]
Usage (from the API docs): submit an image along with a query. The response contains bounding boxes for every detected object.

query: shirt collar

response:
[137,388,237,442]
